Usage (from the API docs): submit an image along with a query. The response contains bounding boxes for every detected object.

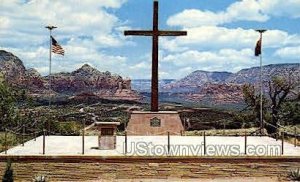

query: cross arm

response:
[158,31,187,36]
[124,30,154,36]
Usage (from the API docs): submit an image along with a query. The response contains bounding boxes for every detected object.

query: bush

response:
[288,168,300,181]
[47,121,81,135]
[0,132,19,152]
[33,175,47,182]
[2,160,13,182]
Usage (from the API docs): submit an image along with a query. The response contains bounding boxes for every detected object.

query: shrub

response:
[33,175,47,182]
[288,168,300,181]
[2,160,13,182]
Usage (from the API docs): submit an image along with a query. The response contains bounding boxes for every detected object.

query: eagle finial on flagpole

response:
[45,25,57,30]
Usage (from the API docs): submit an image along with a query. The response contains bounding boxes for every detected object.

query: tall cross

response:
[124,1,187,112]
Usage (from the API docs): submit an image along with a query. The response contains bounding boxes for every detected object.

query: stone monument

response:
[124,1,187,135]
[95,122,120,150]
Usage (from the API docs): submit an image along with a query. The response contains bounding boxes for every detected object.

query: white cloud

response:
[0,0,127,47]
[260,0,300,18]
[167,9,229,27]
[274,46,300,59]
[162,48,257,73]
[167,0,300,27]
[0,0,131,76]
[161,26,300,52]
[0,17,10,29]
[129,61,151,70]
[162,0,300,79]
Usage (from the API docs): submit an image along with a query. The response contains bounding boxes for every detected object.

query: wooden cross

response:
[124,1,187,112]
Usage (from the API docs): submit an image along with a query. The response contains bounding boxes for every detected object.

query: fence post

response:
[281,132,284,155]
[22,124,25,146]
[295,127,297,147]
[47,120,50,136]
[244,130,247,155]
[82,120,85,155]
[124,131,127,154]
[168,132,170,155]
[43,129,46,155]
[203,132,206,156]
[223,122,226,136]
[4,128,7,154]
[34,122,37,141]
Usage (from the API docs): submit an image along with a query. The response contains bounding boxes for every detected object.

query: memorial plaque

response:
[150,117,161,127]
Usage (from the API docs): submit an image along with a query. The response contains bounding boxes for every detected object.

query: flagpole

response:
[45,25,57,135]
[45,26,57,108]
[256,29,267,135]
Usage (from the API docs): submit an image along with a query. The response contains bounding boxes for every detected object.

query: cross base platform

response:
[126,111,184,135]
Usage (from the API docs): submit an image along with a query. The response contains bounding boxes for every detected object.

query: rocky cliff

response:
[175,83,244,104]
[0,50,26,85]
[49,64,127,93]
[0,50,140,101]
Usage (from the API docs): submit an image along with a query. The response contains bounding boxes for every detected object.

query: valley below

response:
[0,49,298,135]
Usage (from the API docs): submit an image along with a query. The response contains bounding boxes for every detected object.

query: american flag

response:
[255,38,261,56]
[51,36,64,56]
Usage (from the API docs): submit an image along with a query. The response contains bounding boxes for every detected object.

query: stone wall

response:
[0,156,299,181]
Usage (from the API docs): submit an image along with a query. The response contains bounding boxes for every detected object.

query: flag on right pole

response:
[51,36,65,56]
[255,38,262,56]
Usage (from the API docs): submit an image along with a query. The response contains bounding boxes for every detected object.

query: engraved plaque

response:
[150,117,161,127]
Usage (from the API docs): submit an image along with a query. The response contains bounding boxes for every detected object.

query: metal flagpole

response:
[45,26,57,107]
[256,29,267,135]
[45,25,57,135]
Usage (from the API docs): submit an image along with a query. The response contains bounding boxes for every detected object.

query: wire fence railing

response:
[0,122,298,156]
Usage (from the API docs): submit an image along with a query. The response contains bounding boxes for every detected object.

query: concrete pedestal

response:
[127,111,184,135]
[95,122,120,150]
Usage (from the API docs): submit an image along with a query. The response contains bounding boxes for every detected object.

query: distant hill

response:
[163,71,232,93]
[0,50,140,101]
[163,64,299,93]
[227,63,300,84]
[162,63,299,106]
[132,79,175,92]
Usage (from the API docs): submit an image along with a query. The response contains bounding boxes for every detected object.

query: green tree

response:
[242,84,268,127]
[280,98,300,126]
[0,82,17,130]
[268,76,297,129]
[242,75,298,134]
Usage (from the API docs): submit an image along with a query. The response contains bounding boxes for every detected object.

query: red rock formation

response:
[0,50,140,101]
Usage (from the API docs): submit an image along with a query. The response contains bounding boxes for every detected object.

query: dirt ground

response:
[94,177,286,182]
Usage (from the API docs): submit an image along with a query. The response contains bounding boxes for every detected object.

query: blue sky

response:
[0,0,299,79]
